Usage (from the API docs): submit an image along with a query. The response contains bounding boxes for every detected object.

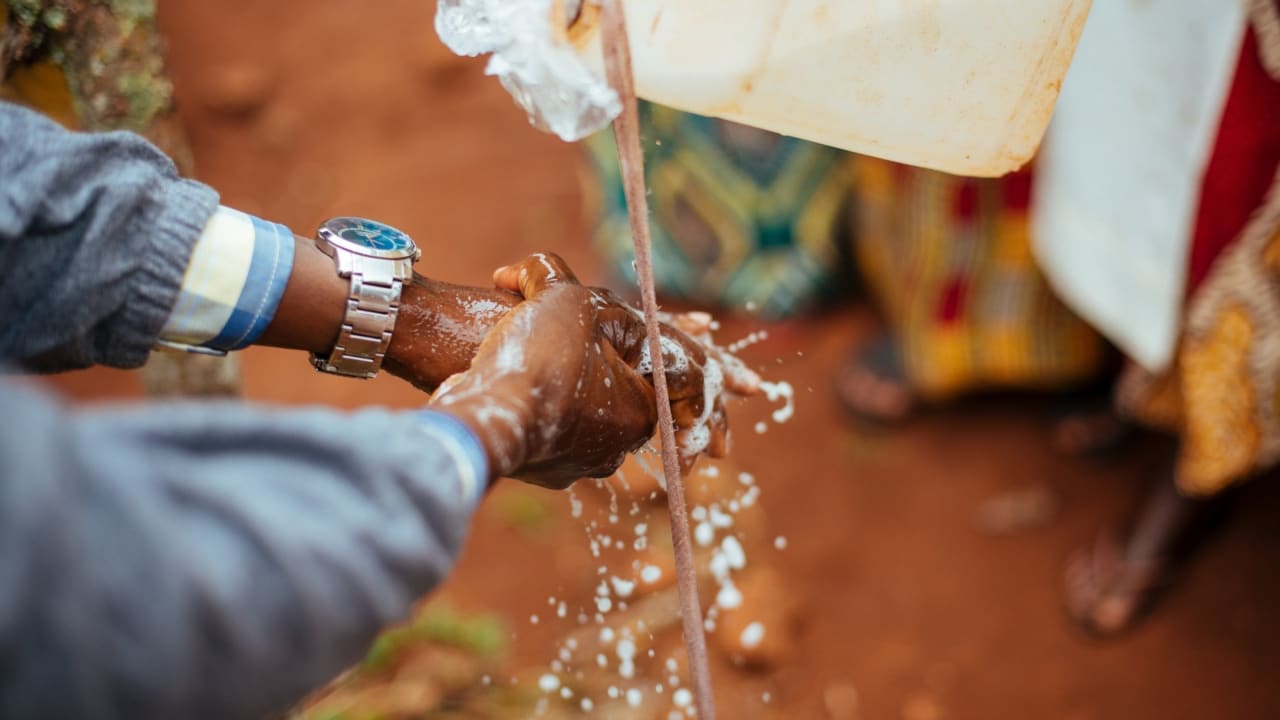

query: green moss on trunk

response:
[3,0,172,132]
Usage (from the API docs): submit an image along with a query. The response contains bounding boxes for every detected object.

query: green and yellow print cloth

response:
[581,102,853,319]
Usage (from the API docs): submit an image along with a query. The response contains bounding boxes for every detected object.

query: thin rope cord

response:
[600,3,717,718]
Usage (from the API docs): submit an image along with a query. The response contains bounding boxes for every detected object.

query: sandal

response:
[834,334,916,424]
[1049,386,1133,457]
[1062,530,1171,638]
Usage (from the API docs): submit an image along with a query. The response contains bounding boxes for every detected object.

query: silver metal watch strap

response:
[312,272,403,379]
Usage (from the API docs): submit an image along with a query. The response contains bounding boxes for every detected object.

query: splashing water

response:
[758,380,795,423]
[526,319,795,717]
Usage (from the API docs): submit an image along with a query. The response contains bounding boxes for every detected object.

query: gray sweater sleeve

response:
[0,379,485,720]
[0,100,219,371]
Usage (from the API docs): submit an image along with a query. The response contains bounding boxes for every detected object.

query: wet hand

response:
[494,255,760,474]
[383,276,520,394]
[560,284,761,474]
[429,253,658,488]
[473,253,758,485]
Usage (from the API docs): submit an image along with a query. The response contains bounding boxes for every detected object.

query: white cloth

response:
[1031,0,1247,372]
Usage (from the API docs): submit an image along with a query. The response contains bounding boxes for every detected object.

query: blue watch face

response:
[324,217,414,253]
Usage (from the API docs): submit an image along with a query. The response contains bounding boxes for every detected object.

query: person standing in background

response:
[1038,0,1280,636]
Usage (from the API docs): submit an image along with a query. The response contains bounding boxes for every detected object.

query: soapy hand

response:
[429,252,654,488]
[383,276,521,395]
[429,252,759,488]
[570,282,761,473]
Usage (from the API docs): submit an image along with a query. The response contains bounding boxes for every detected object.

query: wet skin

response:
[259,241,757,486]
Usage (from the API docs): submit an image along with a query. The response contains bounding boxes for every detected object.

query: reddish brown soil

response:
[42,1,1280,717]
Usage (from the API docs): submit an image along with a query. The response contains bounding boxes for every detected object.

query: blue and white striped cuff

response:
[415,410,490,509]
[159,206,295,354]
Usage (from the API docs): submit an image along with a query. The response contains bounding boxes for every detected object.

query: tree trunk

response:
[2,0,242,397]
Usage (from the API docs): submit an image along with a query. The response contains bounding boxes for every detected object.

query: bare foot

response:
[835,335,915,423]
[1062,466,1223,637]
[1062,531,1167,636]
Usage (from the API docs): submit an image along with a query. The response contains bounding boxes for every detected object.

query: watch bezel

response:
[317,217,419,261]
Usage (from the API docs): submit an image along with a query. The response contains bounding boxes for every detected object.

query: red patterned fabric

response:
[1186,26,1280,296]
[953,179,980,221]
[937,276,966,325]
[1001,167,1034,211]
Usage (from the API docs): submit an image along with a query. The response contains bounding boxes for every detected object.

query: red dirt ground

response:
[41,1,1280,717]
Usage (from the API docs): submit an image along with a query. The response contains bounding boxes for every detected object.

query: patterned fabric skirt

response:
[857,13,1280,498]
[581,103,1109,396]
[851,158,1109,401]
[1116,20,1280,497]
[581,102,853,319]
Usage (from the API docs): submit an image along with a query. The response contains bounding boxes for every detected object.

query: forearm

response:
[255,244,520,363]
[0,100,218,371]
[183,223,519,390]
[0,379,485,720]
[381,274,519,392]
[254,236,350,354]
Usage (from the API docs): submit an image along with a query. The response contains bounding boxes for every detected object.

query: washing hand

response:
[427,252,759,488]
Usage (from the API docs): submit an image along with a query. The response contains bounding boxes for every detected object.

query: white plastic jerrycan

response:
[567,0,1092,176]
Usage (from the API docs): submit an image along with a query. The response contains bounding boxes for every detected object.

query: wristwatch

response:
[311,217,420,379]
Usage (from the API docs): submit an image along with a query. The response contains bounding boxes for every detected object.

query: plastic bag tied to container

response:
[435,0,620,142]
